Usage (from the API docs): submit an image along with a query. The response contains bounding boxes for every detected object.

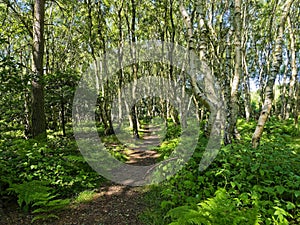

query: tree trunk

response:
[242,56,252,122]
[223,31,233,144]
[241,4,251,122]
[96,2,114,135]
[179,3,218,137]
[61,97,66,136]
[129,0,139,138]
[280,64,288,119]
[285,16,297,120]
[228,0,242,143]
[252,0,295,148]
[31,0,46,139]
[117,1,124,127]
[295,86,299,127]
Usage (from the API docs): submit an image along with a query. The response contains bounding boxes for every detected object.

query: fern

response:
[31,214,59,223]
[166,188,261,225]
[8,180,51,212]
[8,180,70,222]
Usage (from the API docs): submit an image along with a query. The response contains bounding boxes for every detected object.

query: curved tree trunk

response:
[252,0,295,148]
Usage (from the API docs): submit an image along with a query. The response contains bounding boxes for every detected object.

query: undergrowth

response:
[141,119,300,225]
[0,131,105,222]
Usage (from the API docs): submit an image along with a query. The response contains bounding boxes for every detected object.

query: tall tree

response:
[225,0,242,144]
[31,0,46,139]
[241,2,251,122]
[127,0,139,138]
[285,15,298,120]
[252,0,295,148]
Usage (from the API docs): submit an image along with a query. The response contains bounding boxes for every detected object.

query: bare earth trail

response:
[0,126,162,225]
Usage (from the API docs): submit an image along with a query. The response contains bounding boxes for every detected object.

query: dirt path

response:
[0,126,161,225]
[124,125,162,166]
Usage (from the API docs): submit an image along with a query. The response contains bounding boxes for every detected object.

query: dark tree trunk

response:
[31,0,46,139]
[128,0,139,138]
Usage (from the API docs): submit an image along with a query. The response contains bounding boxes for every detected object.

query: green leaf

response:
[161,200,175,209]
[259,169,265,176]
[275,186,285,195]
[286,202,295,210]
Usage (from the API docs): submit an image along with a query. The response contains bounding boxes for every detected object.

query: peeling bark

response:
[285,16,297,120]
[252,0,295,148]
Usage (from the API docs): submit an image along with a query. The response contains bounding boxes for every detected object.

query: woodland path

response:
[0,126,162,225]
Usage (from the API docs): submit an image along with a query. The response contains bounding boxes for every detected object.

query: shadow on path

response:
[0,126,163,225]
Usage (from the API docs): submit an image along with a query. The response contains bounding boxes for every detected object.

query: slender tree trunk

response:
[99,98,110,134]
[285,16,297,120]
[280,64,288,119]
[169,0,175,80]
[96,2,114,135]
[223,31,233,144]
[242,55,251,122]
[228,0,242,143]
[179,4,195,129]
[117,1,124,127]
[196,1,207,61]
[180,3,216,136]
[132,0,139,138]
[241,4,251,122]
[294,85,299,127]
[169,0,182,126]
[223,31,232,145]
[31,0,46,139]
[258,65,265,110]
[252,0,295,148]
[61,96,66,136]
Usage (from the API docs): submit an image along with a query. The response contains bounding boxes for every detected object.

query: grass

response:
[74,190,97,204]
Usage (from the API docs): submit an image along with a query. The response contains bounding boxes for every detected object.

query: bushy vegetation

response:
[141,119,300,225]
[166,188,260,225]
[0,128,105,221]
[1,115,299,224]
[8,180,70,222]
[1,0,299,224]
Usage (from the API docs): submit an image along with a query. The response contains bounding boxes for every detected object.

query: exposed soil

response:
[0,126,161,225]
[1,183,148,225]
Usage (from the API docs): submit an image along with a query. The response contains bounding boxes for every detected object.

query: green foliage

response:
[1,137,103,195]
[8,180,70,222]
[0,56,30,133]
[1,0,299,223]
[139,185,167,225]
[8,181,51,212]
[74,190,96,204]
[142,120,300,224]
[272,206,293,225]
[154,121,182,160]
[44,70,79,132]
[166,188,260,225]
[164,122,182,141]
[100,133,131,161]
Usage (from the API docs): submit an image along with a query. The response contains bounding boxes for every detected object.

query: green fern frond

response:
[8,180,70,222]
[166,205,198,219]
[31,214,59,223]
[167,188,260,225]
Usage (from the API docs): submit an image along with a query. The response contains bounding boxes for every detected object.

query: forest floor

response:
[0,126,161,225]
